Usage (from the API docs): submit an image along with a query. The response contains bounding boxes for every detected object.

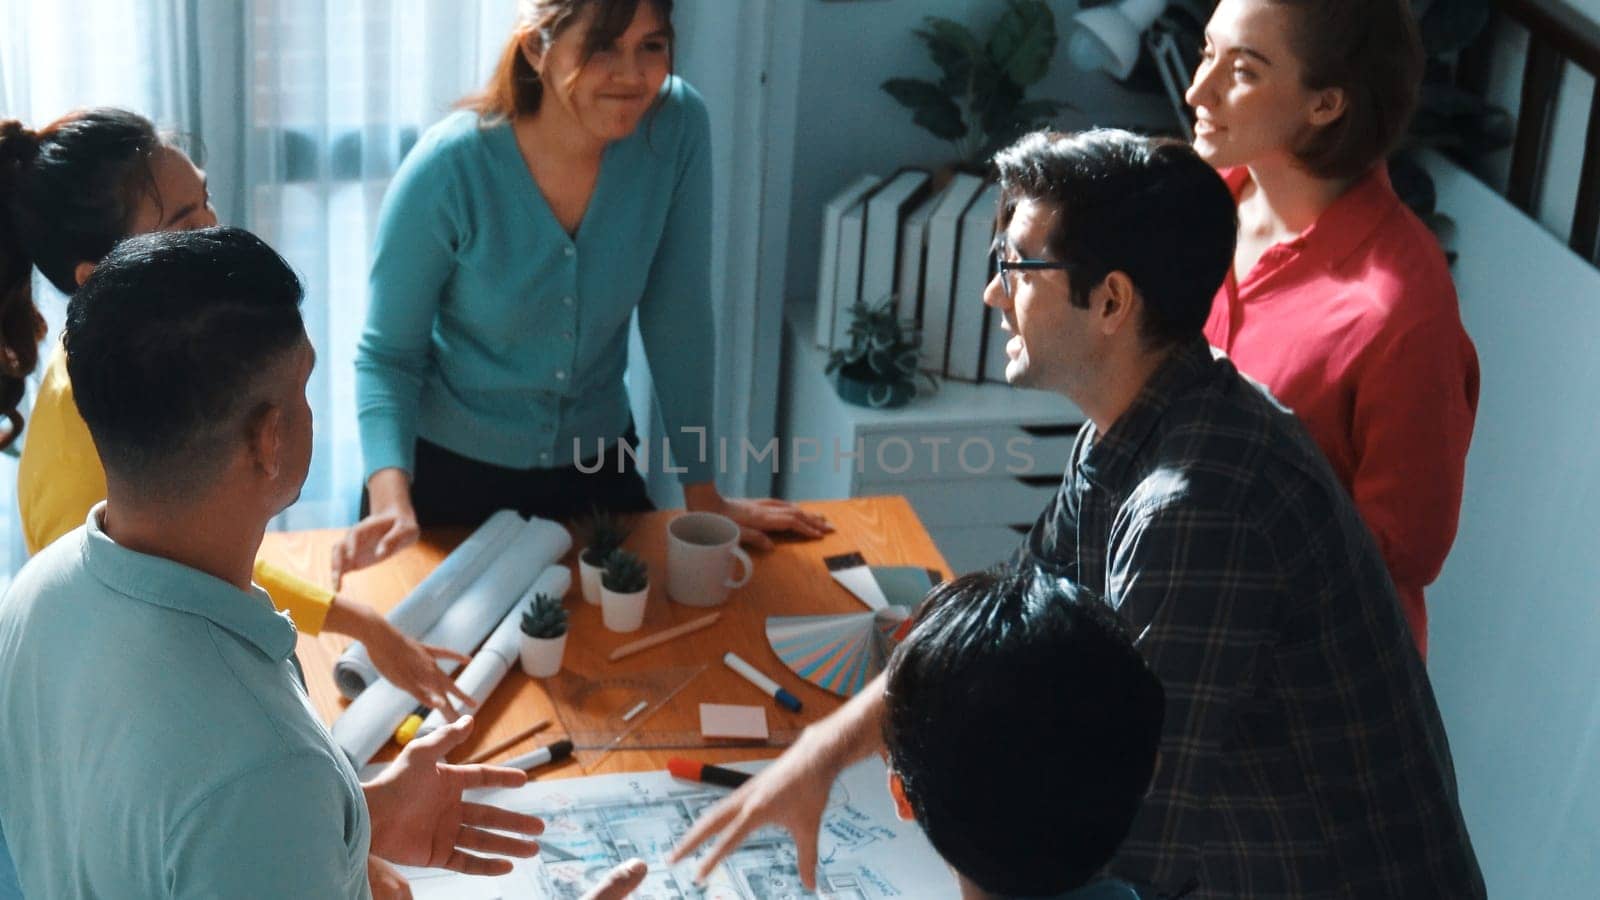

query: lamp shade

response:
[1068,0,1169,80]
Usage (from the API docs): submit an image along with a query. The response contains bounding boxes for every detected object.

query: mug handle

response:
[726,546,754,589]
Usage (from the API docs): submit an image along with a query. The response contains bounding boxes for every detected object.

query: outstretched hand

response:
[671,676,890,889]
[668,734,841,889]
[363,716,543,877]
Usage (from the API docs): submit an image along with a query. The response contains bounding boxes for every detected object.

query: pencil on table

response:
[608,612,721,662]
[462,717,552,764]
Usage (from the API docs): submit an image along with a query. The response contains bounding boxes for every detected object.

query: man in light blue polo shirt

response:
[0,228,647,899]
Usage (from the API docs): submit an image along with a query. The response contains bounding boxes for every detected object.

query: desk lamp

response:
[1068,0,1195,140]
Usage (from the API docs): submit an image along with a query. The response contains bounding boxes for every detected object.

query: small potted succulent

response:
[600,549,650,633]
[826,297,938,409]
[519,592,569,678]
[577,508,633,606]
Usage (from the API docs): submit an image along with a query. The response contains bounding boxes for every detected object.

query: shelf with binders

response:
[813,169,1015,386]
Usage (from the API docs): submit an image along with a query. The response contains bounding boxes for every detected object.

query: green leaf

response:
[987,0,1057,87]
[882,77,948,111]
[916,17,984,95]
[882,78,968,141]
[913,99,969,141]
[966,57,1008,122]
[978,76,1024,133]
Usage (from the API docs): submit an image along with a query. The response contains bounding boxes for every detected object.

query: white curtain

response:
[0,0,777,582]
[0,0,201,581]
[237,0,520,529]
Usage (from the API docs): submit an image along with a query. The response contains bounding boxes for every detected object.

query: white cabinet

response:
[777,302,1085,575]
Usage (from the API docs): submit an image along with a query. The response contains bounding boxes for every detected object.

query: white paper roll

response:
[415,565,572,738]
[333,509,525,698]
[331,516,572,767]
[331,680,425,770]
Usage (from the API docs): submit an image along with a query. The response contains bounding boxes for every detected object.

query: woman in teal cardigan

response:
[337,0,828,580]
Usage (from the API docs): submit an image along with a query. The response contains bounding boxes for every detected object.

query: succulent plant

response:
[520,592,568,640]
[826,296,938,408]
[579,507,633,567]
[601,549,649,594]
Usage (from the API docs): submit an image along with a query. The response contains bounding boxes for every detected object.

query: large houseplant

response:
[881,0,1069,168]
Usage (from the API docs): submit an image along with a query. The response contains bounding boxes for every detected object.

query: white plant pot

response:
[579,553,605,606]
[519,631,568,678]
[600,585,649,633]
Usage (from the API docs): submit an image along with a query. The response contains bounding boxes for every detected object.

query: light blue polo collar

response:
[78,503,297,662]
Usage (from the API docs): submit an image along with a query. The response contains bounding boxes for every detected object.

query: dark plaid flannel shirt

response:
[1018,338,1484,899]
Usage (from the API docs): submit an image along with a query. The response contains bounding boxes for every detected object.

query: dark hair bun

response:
[0,120,41,169]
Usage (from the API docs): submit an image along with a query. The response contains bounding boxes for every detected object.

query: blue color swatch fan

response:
[766,560,939,697]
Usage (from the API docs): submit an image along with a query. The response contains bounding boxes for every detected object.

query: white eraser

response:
[699,703,769,740]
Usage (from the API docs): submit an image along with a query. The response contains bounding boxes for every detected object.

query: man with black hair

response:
[0,227,646,899]
[883,568,1163,900]
[676,130,1485,899]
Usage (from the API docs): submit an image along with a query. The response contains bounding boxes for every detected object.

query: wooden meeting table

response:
[259,496,950,780]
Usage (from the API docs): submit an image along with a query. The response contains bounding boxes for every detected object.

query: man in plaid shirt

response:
[674,129,1484,899]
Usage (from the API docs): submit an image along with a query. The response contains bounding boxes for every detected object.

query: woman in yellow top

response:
[1,108,472,715]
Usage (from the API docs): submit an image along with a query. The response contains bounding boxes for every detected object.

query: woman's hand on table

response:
[332,468,420,587]
[683,483,833,551]
[363,716,543,876]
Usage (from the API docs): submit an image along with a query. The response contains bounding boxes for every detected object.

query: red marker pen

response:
[668,758,752,789]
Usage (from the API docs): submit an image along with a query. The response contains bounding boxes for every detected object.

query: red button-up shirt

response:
[1204,165,1479,658]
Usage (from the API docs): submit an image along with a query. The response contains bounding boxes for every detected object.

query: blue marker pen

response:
[723,651,802,713]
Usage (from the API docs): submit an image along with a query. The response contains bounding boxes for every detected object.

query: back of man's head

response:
[66,225,305,499]
[883,567,1165,897]
[993,128,1237,349]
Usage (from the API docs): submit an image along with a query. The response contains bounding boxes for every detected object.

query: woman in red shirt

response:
[1186,0,1478,657]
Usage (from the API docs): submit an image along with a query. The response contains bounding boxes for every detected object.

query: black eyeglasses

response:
[992,237,1075,300]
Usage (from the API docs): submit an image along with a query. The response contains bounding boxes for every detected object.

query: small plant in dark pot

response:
[826,298,938,409]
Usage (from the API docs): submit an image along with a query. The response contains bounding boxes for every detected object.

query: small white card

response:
[699,703,769,740]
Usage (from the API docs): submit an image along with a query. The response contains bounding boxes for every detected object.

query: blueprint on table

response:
[396,756,959,899]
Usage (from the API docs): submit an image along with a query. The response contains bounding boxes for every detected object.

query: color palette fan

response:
[765,608,912,697]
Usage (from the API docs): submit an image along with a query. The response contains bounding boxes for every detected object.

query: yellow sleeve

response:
[251,558,335,636]
[17,344,109,555]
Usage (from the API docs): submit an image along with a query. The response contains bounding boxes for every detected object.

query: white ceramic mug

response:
[666,512,754,607]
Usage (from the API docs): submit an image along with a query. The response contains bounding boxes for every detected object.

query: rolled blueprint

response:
[333,509,524,698]
[331,515,572,767]
[415,565,572,739]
